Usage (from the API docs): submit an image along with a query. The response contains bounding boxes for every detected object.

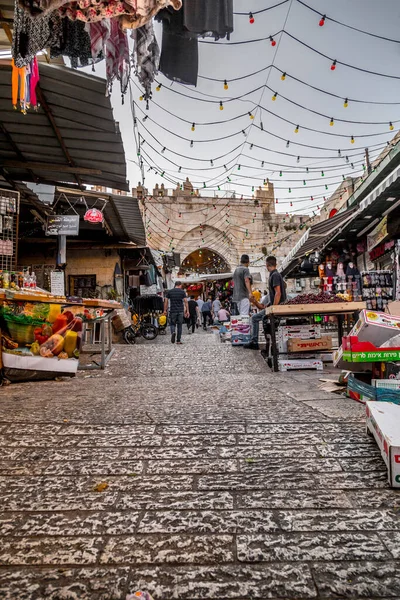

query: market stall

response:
[0,288,121,382]
[265,298,366,372]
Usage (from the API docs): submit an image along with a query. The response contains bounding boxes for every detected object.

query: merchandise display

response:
[366,401,400,488]
[361,271,393,311]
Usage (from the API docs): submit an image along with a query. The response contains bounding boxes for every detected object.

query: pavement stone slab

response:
[278,509,400,531]
[116,491,234,511]
[237,490,353,509]
[237,532,390,562]
[137,510,280,534]
[312,561,400,598]
[0,537,103,565]
[100,534,234,564]
[15,511,141,536]
[127,564,318,599]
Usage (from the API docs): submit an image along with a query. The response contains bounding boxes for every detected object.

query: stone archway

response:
[181,248,230,275]
[174,225,238,270]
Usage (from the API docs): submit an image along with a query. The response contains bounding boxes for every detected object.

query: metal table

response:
[265,302,366,372]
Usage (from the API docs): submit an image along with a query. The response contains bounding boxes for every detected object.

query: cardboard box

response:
[350,310,400,347]
[342,336,400,363]
[278,358,323,372]
[366,401,400,488]
[231,333,250,346]
[387,301,400,316]
[277,324,321,352]
[287,336,332,353]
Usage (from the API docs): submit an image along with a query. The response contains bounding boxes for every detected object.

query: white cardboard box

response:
[351,310,400,347]
[366,401,400,488]
[278,358,323,372]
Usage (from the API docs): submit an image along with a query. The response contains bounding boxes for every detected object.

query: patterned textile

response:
[50,17,96,67]
[12,0,62,66]
[88,19,130,96]
[130,19,159,100]
[19,0,181,26]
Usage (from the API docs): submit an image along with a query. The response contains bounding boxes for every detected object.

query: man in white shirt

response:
[212,297,222,321]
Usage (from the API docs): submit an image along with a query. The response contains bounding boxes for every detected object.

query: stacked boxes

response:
[277,324,321,352]
[231,316,251,346]
[366,401,400,488]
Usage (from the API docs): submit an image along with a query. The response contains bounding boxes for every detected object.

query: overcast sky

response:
[100,0,400,216]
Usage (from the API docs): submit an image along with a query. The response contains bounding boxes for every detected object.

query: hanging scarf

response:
[89,19,130,97]
[131,19,160,102]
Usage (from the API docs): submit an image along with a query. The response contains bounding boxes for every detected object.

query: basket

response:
[6,321,36,345]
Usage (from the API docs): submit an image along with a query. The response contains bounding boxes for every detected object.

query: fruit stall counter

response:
[0,291,122,382]
[265,301,366,372]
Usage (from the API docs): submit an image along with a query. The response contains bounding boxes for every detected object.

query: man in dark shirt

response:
[267,255,286,305]
[187,295,199,334]
[201,297,213,330]
[164,282,189,344]
[244,255,286,350]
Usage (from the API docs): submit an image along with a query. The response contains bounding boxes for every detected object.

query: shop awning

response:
[281,208,359,277]
[56,188,146,245]
[0,62,128,191]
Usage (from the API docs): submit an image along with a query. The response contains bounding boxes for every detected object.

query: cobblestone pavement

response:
[0,327,400,599]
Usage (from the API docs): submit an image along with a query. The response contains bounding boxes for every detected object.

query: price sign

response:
[50,271,65,296]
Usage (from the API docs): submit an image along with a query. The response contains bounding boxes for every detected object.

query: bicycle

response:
[123,310,158,345]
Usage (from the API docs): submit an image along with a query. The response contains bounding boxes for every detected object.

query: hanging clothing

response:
[12,0,62,67]
[50,18,95,68]
[19,0,181,25]
[183,0,233,40]
[88,19,130,96]
[11,60,25,108]
[29,57,39,106]
[130,20,160,100]
[120,0,181,29]
[156,6,198,86]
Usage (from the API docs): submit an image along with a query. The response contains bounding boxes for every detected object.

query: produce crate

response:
[287,336,332,353]
[278,358,323,372]
[342,336,400,363]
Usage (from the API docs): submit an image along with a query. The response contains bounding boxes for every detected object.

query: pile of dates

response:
[285,292,347,305]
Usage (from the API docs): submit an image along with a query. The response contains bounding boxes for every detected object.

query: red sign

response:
[84,208,104,224]
[369,239,394,262]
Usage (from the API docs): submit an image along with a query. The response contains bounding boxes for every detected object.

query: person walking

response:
[187,295,199,334]
[164,282,189,344]
[212,296,222,322]
[232,254,253,315]
[201,297,213,330]
[244,255,286,350]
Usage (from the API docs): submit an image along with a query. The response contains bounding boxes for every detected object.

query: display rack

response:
[361,270,393,311]
[0,188,19,272]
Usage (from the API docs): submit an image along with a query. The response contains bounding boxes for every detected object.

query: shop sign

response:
[367,216,388,251]
[84,208,104,224]
[46,215,79,236]
[369,239,395,262]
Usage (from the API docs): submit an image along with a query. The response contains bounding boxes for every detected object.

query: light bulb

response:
[161,147,166,153]
[319,14,326,26]
[329,118,334,126]
[249,12,254,24]
[303,180,306,185]
[351,136,355,144]
[156,84,162,92]
[296,156,300,163]
[272,92,277,101]
[219,101,224,111]
[294,125,299,134]
[390,122,394,131]
[286,140,290,148]
[279,171,282,176]
[191,123,195,131]
[281,72,286,81]
[139,95,144,101]
[343,98,349,108]
[237,165,241,170]
[249,112,255,120]
[321,171,324,176]
[270,36,276,46]
[288,188,291,193]
[331,60,337,71]
[224,79,228,90]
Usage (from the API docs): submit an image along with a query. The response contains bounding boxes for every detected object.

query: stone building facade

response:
[132,179,308,283]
